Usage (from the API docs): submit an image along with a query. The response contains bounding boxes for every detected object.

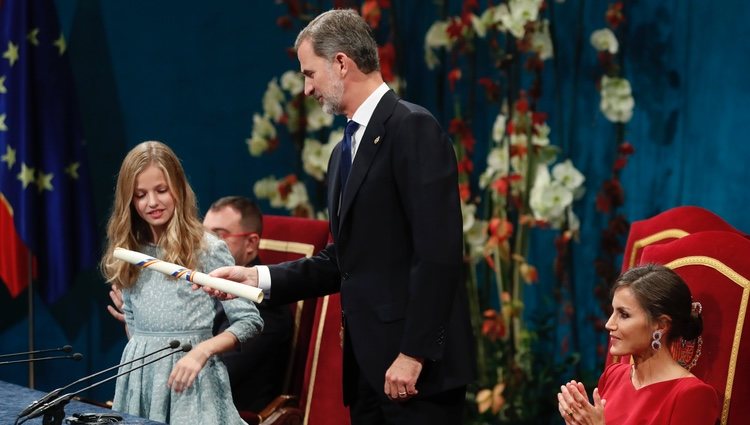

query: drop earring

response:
[651,330,662,351]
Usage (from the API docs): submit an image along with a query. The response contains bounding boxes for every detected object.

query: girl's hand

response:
[557,380,606,425]
[167,345,211,392]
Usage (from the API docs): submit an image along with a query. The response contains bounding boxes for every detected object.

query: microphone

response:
[16,340,180,419]
[0,353,83,366]
[0,345,73,359]
[18,343,192,425]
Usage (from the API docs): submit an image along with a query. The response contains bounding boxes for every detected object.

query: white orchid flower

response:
[600,76,635,123]
[479,147,510,189]
[567,208,581,234]
[262,79,285,121]
[470,13,488,38]
[284,181,310,209]
[461,202,478,232]
[492,114,507,143]
[532,123,551,146]
[328,128,344,144]
[253,176,279,200]
[465,219,489,263]
[530,165,575,225]
[306,102,334,131]
[552,159,585,191]
[424,21,452,70]
[531,20,554,60]
[246,136,269,157]
[302,138,336,181]
[251,113,276,139]
[496,0,543,38]
[425,21,452,49]
[590,28,619,54]
[280,70,304,95]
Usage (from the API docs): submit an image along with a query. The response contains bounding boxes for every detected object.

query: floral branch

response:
[589,1,635,360]
[425,0,584,422]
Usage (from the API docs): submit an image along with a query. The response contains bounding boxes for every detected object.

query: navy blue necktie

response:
[339,120,359,190]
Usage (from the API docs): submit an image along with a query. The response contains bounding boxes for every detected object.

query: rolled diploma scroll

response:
[113,247,263,303]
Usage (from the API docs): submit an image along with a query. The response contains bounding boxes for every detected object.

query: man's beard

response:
[320,70,345,116]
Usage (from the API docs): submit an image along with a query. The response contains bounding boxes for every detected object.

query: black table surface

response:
[0,380,165,424]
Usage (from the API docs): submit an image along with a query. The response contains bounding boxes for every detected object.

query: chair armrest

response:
[239,410,261,425]
[254,395,301,425]
[240,395,299,425]
[258,395,298,418]
[259,407,304,425]
[258,395,303,425]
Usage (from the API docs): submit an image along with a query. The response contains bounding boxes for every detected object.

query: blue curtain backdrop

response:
[0,0,747,407]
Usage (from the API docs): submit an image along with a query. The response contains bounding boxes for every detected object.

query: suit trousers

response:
[349,368,466,425]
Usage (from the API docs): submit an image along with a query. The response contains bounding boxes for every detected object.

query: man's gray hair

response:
[295,9,380,73]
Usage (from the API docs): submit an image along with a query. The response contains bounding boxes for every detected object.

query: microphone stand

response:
[17,343,192,425]
[0,353,83,366]
[16,340,180,419]
[0,346,73,359]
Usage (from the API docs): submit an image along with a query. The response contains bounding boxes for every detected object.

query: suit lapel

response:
[338,91,398,232]
[328,143,343,240]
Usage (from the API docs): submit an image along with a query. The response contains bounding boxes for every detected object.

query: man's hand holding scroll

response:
[198,266,260,300]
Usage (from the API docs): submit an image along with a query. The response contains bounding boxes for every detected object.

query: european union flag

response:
[0,0,97,303]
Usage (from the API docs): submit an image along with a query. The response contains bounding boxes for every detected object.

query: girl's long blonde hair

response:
[101,141,205,288]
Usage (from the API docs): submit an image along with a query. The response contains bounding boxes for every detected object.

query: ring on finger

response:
[568,410,574,417]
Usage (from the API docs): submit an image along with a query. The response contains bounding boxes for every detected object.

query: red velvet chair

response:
[239,215,349,425]
[621,205,743,272]
[637,231,750,425]
[258,216,331,405]
[297,293,351,425]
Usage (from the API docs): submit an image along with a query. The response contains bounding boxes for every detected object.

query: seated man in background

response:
[109,196,293,412]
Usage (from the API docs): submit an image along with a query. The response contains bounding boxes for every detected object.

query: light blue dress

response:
[112,234,263,424]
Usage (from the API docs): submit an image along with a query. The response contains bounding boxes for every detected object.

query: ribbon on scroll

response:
[113,247,263,303]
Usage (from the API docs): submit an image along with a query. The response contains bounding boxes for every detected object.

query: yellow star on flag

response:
[27,28,40,46]
[64,162,80,179]
[0,75,6,94]
[0,113,7,132]
[17,163,36,189]
[53,33,66,56]
[1,145,16,170]
[36,171,54,192]
[3,41,19,66]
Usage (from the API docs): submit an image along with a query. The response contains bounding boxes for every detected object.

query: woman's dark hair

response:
[612,264,703,343]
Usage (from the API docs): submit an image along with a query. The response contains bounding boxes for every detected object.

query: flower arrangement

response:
[425,0,585,422]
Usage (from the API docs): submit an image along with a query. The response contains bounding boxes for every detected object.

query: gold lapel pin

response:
[373,136,381,145]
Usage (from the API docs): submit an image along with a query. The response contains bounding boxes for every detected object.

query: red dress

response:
[598,363,719,425]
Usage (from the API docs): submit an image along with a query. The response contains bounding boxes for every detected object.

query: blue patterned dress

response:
[113,234,263,424]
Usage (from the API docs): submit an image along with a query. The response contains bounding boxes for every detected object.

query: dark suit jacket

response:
[267,90,476,404]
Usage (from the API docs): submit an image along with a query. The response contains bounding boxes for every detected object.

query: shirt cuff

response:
[256,265,272,299]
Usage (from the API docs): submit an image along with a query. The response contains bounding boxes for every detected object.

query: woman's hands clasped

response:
[557,380,606,425]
